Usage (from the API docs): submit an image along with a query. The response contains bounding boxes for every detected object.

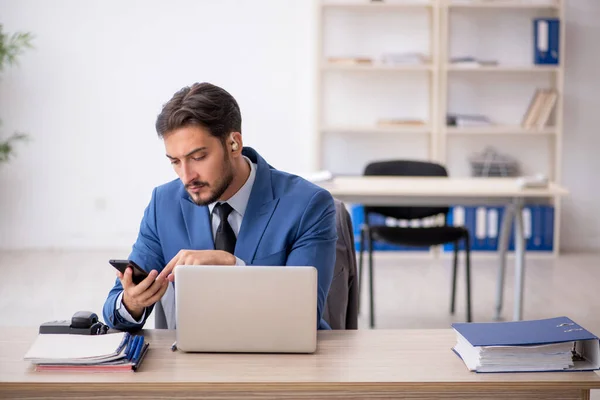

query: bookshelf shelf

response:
[446,1,559,10]
[322,125,431,134]
[445,65,559,73]
[446,126,556,135]
[322,2,433,10]
[322,63,434,72]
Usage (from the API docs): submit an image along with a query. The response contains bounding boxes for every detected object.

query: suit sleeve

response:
[285,189,337,329]
[102,187,165,331]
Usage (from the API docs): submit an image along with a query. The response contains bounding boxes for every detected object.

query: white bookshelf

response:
[321,125,432,134]
[446,126,556,135]
[315,0,565,255]
[439,0,564,255]
[316,0,440,173]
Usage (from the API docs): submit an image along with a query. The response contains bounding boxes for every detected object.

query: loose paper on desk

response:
[24,332,127,364]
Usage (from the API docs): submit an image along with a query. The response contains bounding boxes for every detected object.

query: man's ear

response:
[229,132,242,152]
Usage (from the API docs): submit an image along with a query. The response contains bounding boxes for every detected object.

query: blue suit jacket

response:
[103,147,337,331]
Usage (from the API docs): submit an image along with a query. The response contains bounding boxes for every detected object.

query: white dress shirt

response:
[117,156,257,324]
[207,156,256,259]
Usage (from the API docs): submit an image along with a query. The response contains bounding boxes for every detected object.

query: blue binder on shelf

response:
[485,206,501,251]
[452,316,600,373]
[473,206,488,251]
[534,18,560,65]
[509,205,552,252]
[443,205,464,251]
[443,205,476,251]
[444,205,555,253]
[522,206,534,251]
[444,205,500,252]
[529,205,544,251]
[541,205,555,251]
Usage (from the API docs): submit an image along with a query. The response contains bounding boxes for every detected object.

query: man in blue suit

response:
[103,82,337,331]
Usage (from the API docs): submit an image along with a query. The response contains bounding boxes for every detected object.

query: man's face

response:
[164,125,233,206]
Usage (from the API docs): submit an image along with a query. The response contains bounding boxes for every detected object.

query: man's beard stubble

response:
[186,159,234,206]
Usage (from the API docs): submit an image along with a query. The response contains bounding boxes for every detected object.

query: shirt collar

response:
[208,156,256,218]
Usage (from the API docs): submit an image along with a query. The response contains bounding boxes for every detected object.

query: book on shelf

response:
[450,56,499,67]
[381,52,430,66]
[447,114,493,127]
[377,118,426,127]
[24,331,149,372]
[327,57,373,65]
[521,89,557,129]
[535,90,558,129]
[452,316,600,373]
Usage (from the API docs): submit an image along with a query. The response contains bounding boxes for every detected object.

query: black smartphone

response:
[109,259,149,285]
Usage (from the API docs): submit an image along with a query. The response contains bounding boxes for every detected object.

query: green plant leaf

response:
[0,25,34,70]
[0,24,34,164]
[0,132,29,163]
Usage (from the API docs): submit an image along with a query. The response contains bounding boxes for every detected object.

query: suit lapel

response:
[235,148,279,263]
[236,198,279,263]
[180,198,214,250]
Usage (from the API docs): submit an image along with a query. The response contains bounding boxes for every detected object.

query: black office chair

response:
[357,160,472,328]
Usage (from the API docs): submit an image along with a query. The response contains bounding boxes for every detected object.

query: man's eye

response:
[170,160,180,165]
[192,156,205,161]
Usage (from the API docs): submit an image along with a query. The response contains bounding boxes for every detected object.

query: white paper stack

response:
[454,332,575,373]
[24,332,128,365]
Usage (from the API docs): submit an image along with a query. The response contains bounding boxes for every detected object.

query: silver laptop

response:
[174,265,318,353]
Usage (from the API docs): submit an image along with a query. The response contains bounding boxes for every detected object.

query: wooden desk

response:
[317,176,569,321]
[2,328,599,399]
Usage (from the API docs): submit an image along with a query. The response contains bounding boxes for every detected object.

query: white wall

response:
[560,0,600,252]
[0,0,317,249]
[0,0,598,251]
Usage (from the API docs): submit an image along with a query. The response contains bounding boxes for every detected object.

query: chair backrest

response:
[364,160,450,221]
[153,198,359,330]
[322,199,358,330]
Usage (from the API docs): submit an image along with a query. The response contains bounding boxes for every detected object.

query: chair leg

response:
[368,229,375,329]
[450,240,458,315]
[358,226,365,314]
[465,234,472,322]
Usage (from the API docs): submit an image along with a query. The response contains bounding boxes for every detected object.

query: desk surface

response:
[318,177,568,198]
[2,328,599,392]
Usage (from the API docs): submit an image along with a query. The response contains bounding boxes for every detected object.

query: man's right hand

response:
[117,267,169,321]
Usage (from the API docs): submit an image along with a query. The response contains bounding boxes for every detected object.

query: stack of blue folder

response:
[443,205,555,252]
[349,204,555,253]
[452,317,600,373]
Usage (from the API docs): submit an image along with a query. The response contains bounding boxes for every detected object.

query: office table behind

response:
[316,176,567,206]
[316,176,569,322]
[2,328,599,399]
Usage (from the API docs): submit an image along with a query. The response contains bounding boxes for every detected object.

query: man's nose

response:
[181,162,198,184]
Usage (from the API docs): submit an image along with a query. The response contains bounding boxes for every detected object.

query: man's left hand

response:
[158,250,236,282]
